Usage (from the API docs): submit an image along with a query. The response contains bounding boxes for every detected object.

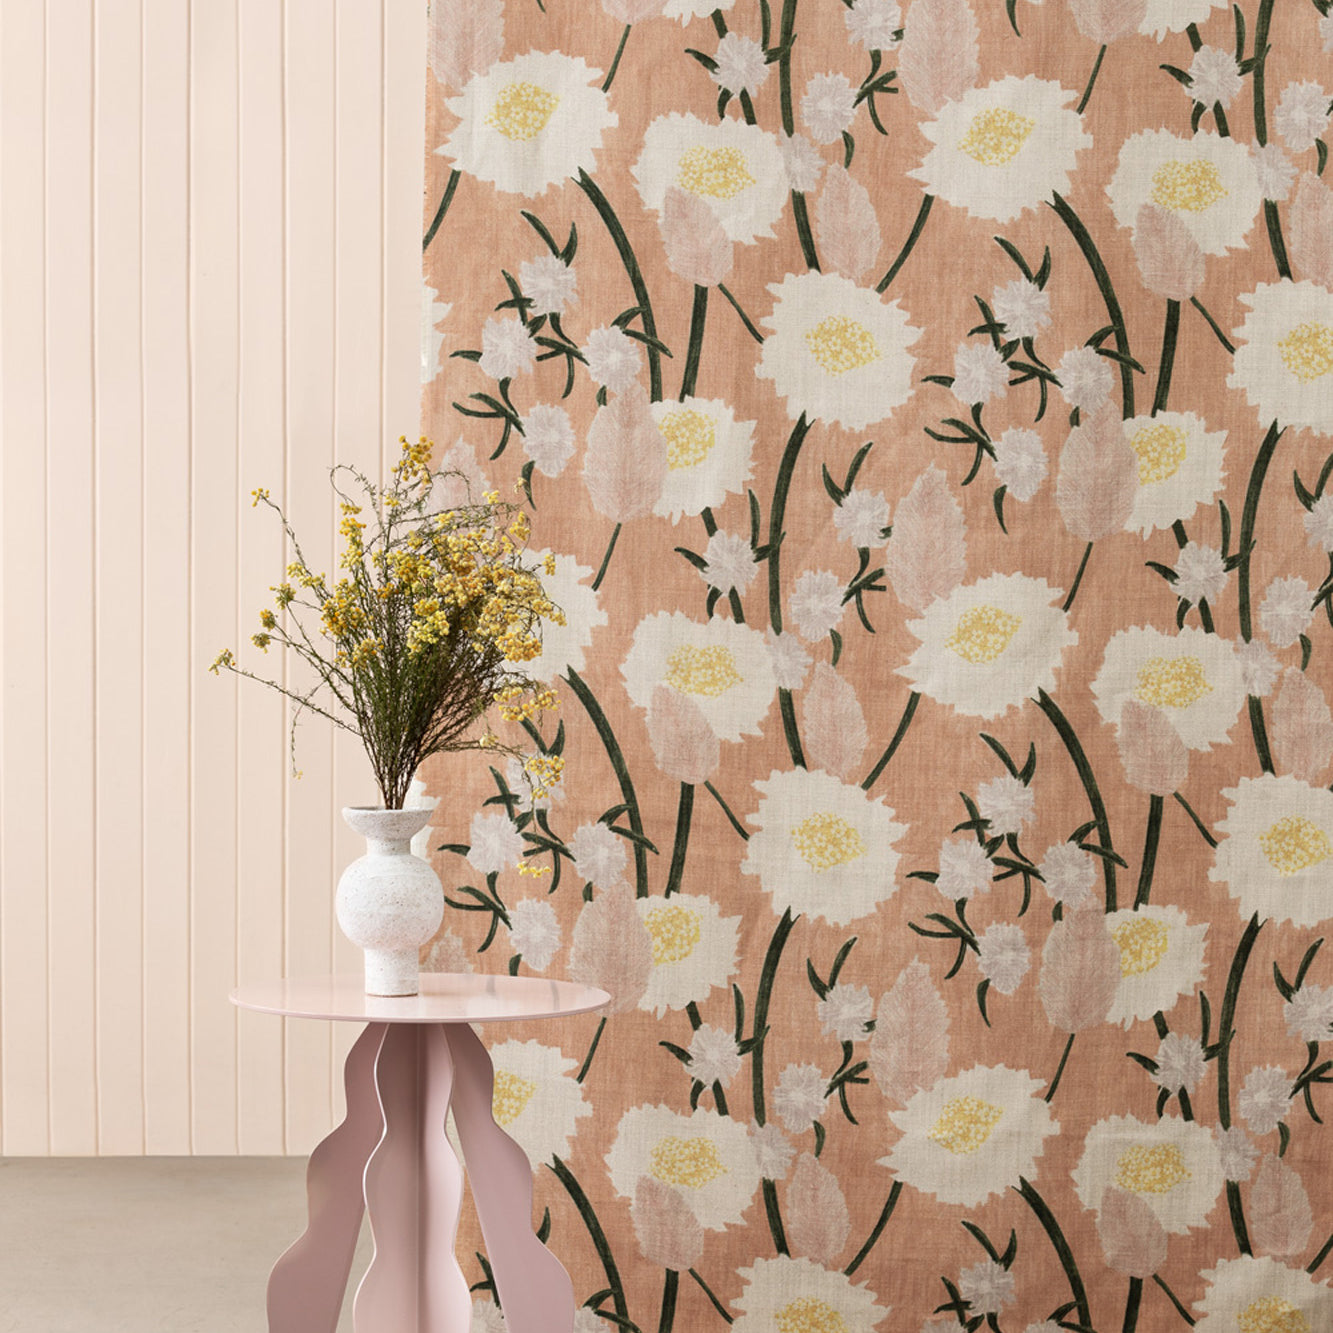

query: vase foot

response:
[363,948,419,996]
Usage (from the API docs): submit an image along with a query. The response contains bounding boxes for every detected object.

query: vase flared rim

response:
[341,805,434,840]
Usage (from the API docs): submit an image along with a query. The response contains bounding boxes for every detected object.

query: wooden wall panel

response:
[1,0,53,1157]
[0,0,426,1154]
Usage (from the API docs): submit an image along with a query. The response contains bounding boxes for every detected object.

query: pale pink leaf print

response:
[1039,908,1119,1032]
[814,166,882,284]
[659,186,734,288]
[1116,698,1189,795]
[886,465,967,612]
[869,959,950,1104]
[1097,1186,1167,1277]
[801,664,869,780]
[1067,0,1148,44]
[1249,1154,1313,1258]
[898,0,980,114]
[1272,667,1333,783]
[582,384,666,521]
[1290,172,1333,289]
[568,885,654,1014]
[631,1176,704,1271]
[1055,401,1137,541]
[427,0,504,90]
[647,684,720,785]
[786,1154,850,1264]
[1132,204,1204,301]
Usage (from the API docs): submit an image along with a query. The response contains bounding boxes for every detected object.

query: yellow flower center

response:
[1135,655,1212,709]
[790,812,867,872]
[946,605,1022,664]
[660,408,718,470]
[650,1135,728,1189]
[928,1094,1004,1155]
[486,81,559,141]
[805,315,881,376]
[1278,322,1333,384]
[676,144,756,200]
[644,902,702,966]
[1115,1142,1191,1195]
[775,1297,850,1333]
[1129,422,1189,485]
[1150,159,1228,213]
[663,643,742,698]
[492,1071,537,1126]
[958,108,1036,165]
[1259,814,1333,876]
[1239,1297,1312,1333]
[1112,917,1169,977]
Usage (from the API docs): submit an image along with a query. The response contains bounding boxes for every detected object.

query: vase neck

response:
[364,835,412,857]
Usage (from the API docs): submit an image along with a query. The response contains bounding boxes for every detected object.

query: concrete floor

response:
[0,1157,375,1333]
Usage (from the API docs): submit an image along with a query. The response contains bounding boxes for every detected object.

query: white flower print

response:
[1229,281,1333,435]
[636,893,741,1017]
[817,983,874,1042]
[521,550,608,683]
[845,0,902,50]
[439,52,618,197]
[1193,1256,1333,1333]
[937,836,993,900]
[1104,905,1208,1027]
[521,403,575,478]
[780,134,825,193]
[833,488,890,547]
[1238,1065,1293,1134]
[507,897,561,971]
[485,1039,592,1164]
[977,923,1030,995]
[1173,542,1228,606]
[1275,81,1331,152]
[897,574,1077,720]
[741,767,907,925]
[953,341,1008,405]
[881,1064,1056,1206]
[478,315,538,381]
[765,628,813,690]
[633,114,788,245]
[701,530,759,594]
[1212,774,1333,928]
[1287,984,1333,1042]
[467,811,525,875]
[1152,1033,1207,1096]
[801,73,857,145]
[993,427,1048,501]
[1188,46,1243,109]
[1108,130,1260,256]
[1039,841,1096,909]
[651,396,756,522]
[788,569,845,642]
[911,76,1092,223]
[1252,142,1297,201]
[1121,411,1227,536]
[773,1062,827,1131]
[1237,640,1281,697]
[568,821,627,889]
[992,279,1051,340]
[1260,576,1316,648]
[958,1261,1015,1315]
[977,774,1035,835]
[583,324,642,392]
[687,1024,742,1088]
[757,271,920,431]
[711,33,768,97]
[1215,1126,1258,1182]
[1304,495,1333,550]
[1056,344,1115,413]
[518,253,577,315]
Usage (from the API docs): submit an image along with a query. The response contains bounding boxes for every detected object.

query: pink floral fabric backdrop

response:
[419,1,1333,1329]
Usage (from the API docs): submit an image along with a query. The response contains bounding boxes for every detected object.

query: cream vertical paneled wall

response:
[0,0,426,1154]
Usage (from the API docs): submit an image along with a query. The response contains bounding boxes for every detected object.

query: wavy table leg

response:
[446,1022,576,1333]
[268,1022,385,1333]
[353,1024,471,1332]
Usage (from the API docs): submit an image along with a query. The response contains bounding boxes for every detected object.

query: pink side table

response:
[231,973,610,1333]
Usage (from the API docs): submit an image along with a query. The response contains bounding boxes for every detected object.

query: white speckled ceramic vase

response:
[336,806,444,996]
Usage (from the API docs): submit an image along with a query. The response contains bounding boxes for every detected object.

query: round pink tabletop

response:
[230,973,610,1024]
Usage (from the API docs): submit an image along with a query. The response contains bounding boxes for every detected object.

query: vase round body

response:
[336,806,443,996]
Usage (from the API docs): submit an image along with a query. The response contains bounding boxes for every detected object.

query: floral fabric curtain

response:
[419,1,1333,1329]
